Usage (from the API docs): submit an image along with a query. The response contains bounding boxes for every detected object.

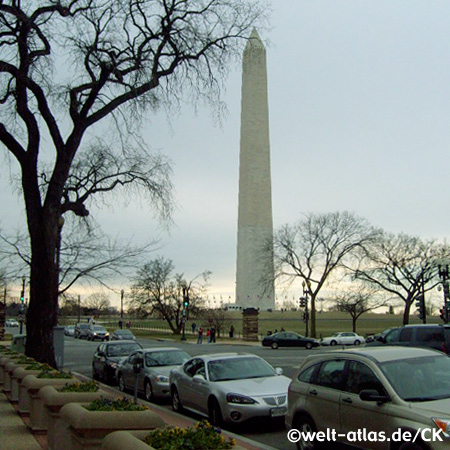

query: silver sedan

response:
[170,353,291,425]
[116,347,190,401]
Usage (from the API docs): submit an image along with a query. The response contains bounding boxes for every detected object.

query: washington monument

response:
[235,29,275,310]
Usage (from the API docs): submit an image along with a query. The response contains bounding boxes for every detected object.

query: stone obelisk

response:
[235,29,275,311]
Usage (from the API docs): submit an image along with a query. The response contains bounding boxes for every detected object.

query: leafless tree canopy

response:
[352,232,448,324]
[0,0,267,365]
[130,256,210,334]
[273,211,380,337]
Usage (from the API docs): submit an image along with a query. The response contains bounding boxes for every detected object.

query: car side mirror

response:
[359,389,389,404]
[275,367,283,375]
[97,351,106,357]
[193,374,206,383]
[376,336,387,343]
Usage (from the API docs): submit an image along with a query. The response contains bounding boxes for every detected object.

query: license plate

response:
[270,407,287,417]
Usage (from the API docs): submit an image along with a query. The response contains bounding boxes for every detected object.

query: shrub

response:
[37,369,73,379]
[144,420,235,450]
[59,380,99,393]
[85,396,148,412]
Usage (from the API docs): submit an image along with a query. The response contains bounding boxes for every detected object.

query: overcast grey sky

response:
[2,0,450,306]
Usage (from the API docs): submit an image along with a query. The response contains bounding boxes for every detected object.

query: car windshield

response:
[380,355,450,401]
[208,357,276,382]
[92,326,106,331]
[106,343,141,357]
[145,350,190,367]
[116,330,132,335]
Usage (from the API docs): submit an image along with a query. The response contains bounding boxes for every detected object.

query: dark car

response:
[365,324,450,354]
[92,340,143,384]
[262,331,320,350]
[74,323,91,339]
[86,325,110,341]
[111,329,136,341]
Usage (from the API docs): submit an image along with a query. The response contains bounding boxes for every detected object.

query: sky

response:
[3,0,450,307]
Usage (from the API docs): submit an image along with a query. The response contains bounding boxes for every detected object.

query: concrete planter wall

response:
[101,430,247,450]
[39,386,115,450]
[59,402,165,450]
[21,374,77,425]
[0,354,22,385]
[12,367,41,403]
[4,361,32,399]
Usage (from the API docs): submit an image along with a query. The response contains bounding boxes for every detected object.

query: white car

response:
[5,319,19,327]
[320,332,365,346]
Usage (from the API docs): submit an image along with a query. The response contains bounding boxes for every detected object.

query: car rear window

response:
[416,328,444,342]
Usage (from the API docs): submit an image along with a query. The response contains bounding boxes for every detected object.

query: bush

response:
[85,396,148,412]
[37,369,73,379]
[59,380,99,393]
[144,420,235,450]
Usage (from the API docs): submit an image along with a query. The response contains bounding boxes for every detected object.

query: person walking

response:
[210,326,216,343]
[192,322,197,334]
[197,327,203,344]
[206,328,211,343]
[229,324,235,338]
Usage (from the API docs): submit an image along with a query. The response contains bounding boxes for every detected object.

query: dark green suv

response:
[366,324,450,354]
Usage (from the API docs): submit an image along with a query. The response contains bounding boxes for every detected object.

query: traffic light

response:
[182,287,189,309]
[20,290,24,303]
[299,297,306,308]
[415,294,425,321]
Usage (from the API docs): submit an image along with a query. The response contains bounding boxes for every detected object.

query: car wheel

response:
[293,415,318,450]
[118,373,126,392]
[305,342,313,350]
[354,340,361,346]
[171,386,183,412]
[271,342,279,349]
[208,397,223,426]
[144,379,153,402]
[330,340,337,346]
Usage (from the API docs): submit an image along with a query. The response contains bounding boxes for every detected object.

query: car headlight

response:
[433,418,450,437]
[155,375,169,383]
[107,362,118,369]
[226,393,257,404]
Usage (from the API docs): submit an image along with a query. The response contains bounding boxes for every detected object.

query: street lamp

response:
[181,282,189,341]
[438,260,450,323]
[120,289,124,320]
[19,276,26,334]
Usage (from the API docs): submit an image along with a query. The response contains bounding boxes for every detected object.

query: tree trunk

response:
[403,299,412,325]
[25,212,59,367]
[352,316,357,332]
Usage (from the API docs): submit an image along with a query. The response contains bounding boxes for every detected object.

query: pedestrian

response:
[118,319,123,329]
[197,327,203,344]
[206,328,211,343]
[229,324,235,338]
[210,326,216,343]
[192,322,197,334]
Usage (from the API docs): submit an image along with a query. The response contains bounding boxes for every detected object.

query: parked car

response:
[262,331,320,350]
[365,324,450,355]
[170,353,291,425]
[365,328,394,343]
[286,346,450,450]
[74,323,91,339]
[5,319,19,327]
[117,347,191,401]
[320,331,365,346]
[86,325,110,341]
[64,325,75,336]
[92,340,143,384]
[111,329,136,341]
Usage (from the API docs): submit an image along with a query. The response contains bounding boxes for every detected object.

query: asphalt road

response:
[60,334,334,450]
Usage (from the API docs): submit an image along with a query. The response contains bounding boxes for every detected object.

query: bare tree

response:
[201,309,231,338]
[129,257,210,334]
[352,232,447,324]
[273,211,380,337]
[0,221,157,295]
[84,292,110,315]
[333,286,386,332]
[0,0,267,365]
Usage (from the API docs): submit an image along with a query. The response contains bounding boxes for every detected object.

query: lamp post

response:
[120,289,124,320]
[302,280,311,337]
[438,261,450,323]
[19,276,26,334]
